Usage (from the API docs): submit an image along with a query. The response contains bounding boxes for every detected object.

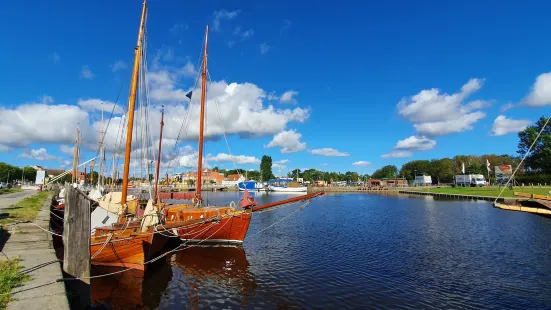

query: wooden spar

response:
[154,106,164,204]
[121,0,147,205]
[195,25,209,203]
[71,128,79,184]
[252,191,324,212]
[99,104,104,187]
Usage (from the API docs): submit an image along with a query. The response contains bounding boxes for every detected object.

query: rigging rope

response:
[494,114,551,204]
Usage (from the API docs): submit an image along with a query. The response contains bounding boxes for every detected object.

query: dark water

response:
[91,192,551,309]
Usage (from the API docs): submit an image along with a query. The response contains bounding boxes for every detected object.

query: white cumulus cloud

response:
[18,148,58,160]
[266,130,307,153]
[260,43,270,55]
[397,78,489,136]
[381,151,413,159]
[522,72,551,107]
[111,60,127,72]
[394,136,436,151]
[311,148,349,157]
[78,99,123,115]
[490,115,532,136]
[59,145,74,155]
[206,153,260,164]
[352,161,371,166]
[280,90,298,104]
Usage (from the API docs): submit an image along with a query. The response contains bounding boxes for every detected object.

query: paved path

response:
[1,193,70,310]
[0,190,38,209]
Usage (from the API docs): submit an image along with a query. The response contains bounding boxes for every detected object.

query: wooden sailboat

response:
[163,26,324,244]
[89,0,168,270]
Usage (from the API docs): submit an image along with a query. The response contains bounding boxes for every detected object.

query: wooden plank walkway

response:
[397,190,508,202]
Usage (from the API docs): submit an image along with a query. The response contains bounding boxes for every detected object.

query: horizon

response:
[1,0,550,177]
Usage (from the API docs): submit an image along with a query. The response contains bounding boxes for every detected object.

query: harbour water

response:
[91,192,551,309]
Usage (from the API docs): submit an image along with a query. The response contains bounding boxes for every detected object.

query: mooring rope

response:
[494,114,551,204]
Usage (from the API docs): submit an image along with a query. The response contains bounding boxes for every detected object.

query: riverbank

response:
[0,192,69,309]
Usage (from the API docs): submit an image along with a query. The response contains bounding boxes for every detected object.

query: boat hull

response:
[175,212,252,244]
[237,181,264,191]
[90,232,167,270]
[267,185,307,192]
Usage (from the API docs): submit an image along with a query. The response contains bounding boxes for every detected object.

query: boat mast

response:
[154,106,164,204]
[71,127,79,184]
[121,0,147,205]
[99,104,104,188]
[194,25,209,204]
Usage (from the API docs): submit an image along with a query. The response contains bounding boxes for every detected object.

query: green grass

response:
[412,186,551,198]
[0,188,22,195]
[0,259,29,308]
[0,191,50,225]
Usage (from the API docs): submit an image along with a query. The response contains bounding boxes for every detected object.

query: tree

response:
[518,116,551,173]
[260,155,274,180]
[430,158,454,183]
[372,165,398,179]
[400,160,431,180]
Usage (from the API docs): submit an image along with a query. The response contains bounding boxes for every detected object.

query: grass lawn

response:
[412,186,551,198]
[0,259,29,308]
[0,188,22,195]
[0,191,51,225]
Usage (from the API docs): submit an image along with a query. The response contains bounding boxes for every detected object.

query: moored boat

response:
[267,178,307,192]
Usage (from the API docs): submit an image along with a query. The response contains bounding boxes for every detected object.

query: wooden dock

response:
[397,190,511,202]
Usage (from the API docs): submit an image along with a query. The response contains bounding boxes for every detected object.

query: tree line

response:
[0,162,37,184]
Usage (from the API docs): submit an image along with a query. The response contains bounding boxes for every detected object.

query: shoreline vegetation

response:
[0,190,51,225]
[0,188,22,195]
[0,259,29,308]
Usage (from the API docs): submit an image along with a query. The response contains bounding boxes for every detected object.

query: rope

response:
[28,223,63,237]
[247,201,310,240]
[91,233,113,259]
[494,114,551,203]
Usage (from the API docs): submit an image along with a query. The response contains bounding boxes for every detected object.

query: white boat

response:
[267,179,307,192]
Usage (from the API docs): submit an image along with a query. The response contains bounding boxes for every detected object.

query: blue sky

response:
[1,0,550,177]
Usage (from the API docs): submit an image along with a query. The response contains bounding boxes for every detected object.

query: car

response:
[0,182,5,189]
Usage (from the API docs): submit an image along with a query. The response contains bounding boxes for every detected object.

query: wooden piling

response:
[63,185,91,308]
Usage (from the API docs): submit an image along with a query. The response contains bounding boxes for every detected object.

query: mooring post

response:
[63,185,91,308]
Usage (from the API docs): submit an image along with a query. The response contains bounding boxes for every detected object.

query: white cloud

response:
[50,52,60,64]
[274,159,290,164]
[19,148,58,160]
[397,78,489,136]
[490,115,532,136]
[78,99,123,115]
[59,145,74,155]
[272,162,287,170]
[266,129,307,153]
[111,60,127,72]
[260,43,270,55]
[181,62,197,78]
[352,161,371,166]
[233,27,254,39]
[213,9,241,31]
[281,19,292,34]
[394,136,436,151]
[522,72,551,107]
[280,90,298,104]
[320,163,328,167]
[500,102,516,112]
[381,150,413,159]
[80,65,94,79]
[226,40,236,48]
[206,153,260,164]
[60,159,72,169]
[170,23,188,35]
[311,148,349,157]
[413,112,485,136]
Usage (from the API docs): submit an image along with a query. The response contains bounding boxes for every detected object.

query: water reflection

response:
[172,246,257,308]
[91,256,173,309]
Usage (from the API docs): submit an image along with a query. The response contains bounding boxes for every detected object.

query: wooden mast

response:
[154,106,164,204]
[121,0,147,205]
[194,25,209,204]
[99,104,104,187]
[71,127,79,184]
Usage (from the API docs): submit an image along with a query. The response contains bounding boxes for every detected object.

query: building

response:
[182,169,225,185]
[314,180,327,187]
[222,174,245,186]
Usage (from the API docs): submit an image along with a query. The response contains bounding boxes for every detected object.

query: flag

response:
[461,162,465,174]
[185,91,193,99]
[486,159,491,172]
